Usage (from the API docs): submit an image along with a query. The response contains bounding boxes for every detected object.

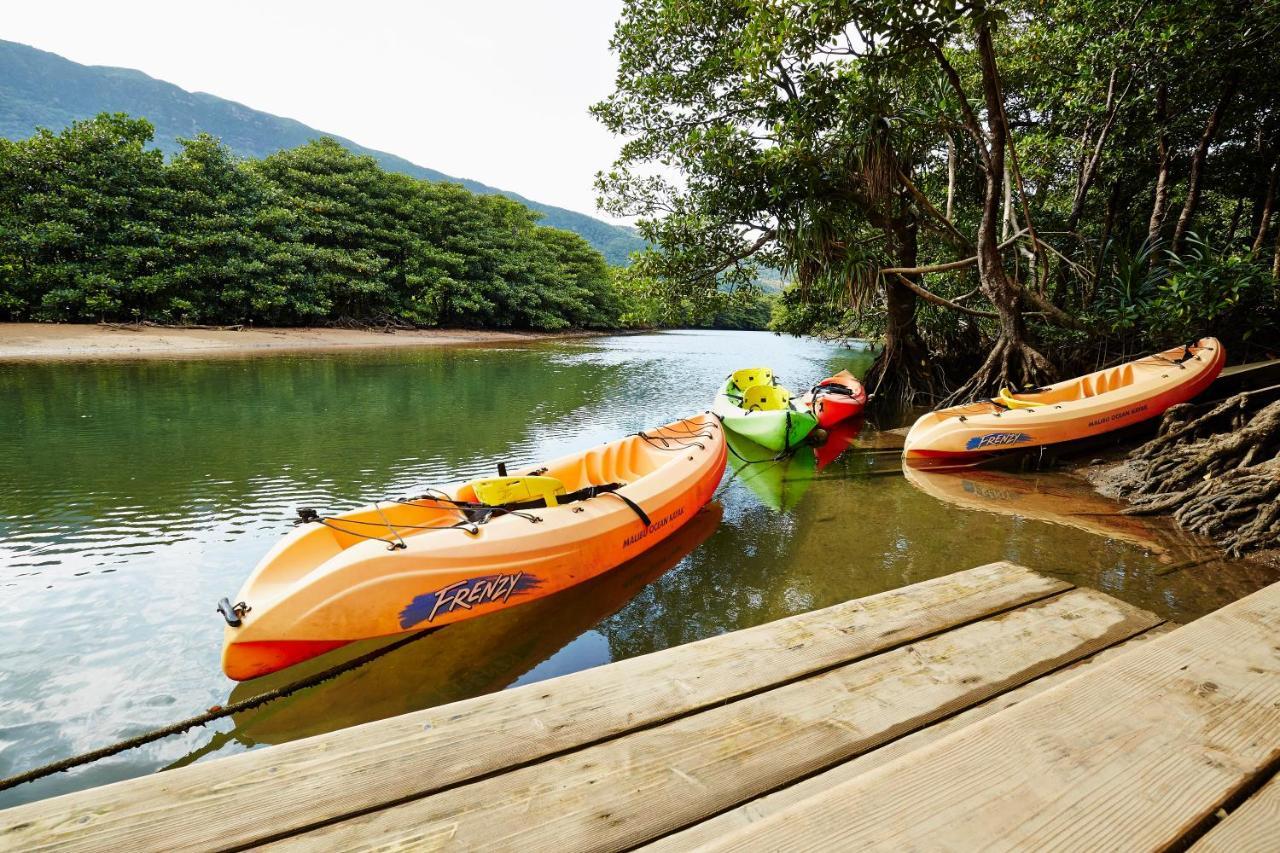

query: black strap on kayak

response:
[1176,341,1203,363]
[601,491,651,527]
[489,481,626,513]
[811,381,856,397]
[635,424,714,451]
[456,482,652,526]
[300,509,479,546]
[402,482,643,525]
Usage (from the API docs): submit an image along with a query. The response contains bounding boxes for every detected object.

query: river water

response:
[0,330,1274,807]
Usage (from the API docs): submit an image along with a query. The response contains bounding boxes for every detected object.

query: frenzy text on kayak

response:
[965,432,1032,451]
[623,506,685,548]
[399,572,544,628]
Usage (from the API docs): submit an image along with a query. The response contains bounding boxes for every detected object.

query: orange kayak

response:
[800,370,868,428]
[220,414,726,680]
[903,338,1225,459]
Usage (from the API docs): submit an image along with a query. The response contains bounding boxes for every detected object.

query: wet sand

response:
[0,323,606,361]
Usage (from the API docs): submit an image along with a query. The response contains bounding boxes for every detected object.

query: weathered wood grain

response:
[0,562,1068,853]
[1189,772,1280,853]
[644,622,1175,852]
[264,588,1158,852]
[701,580,1280,852]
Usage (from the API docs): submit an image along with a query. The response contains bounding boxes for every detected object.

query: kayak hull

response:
[712,379,818,452]
[800,370,868,428]
[903,338,1225,459]
[226,503,724,743]
[222,414,727,680]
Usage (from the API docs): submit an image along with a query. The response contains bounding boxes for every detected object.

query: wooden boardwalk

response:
[2,561,1277,851]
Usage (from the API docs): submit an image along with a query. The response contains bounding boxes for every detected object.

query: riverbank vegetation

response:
[615,272,774,330]
[0,114,636,331]
[595,0,1280,405]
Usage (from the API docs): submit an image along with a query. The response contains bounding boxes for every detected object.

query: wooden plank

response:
[262,588,1159,852]
[0,562,1068,853]
[1190,773,1280,852]
[645,623,1175,852]
[701,580,1280,853]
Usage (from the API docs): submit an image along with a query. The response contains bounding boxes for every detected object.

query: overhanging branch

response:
[897,169,971,249]
[892,273,998,318]
[692,229,778,284]
[881,230,1026,276]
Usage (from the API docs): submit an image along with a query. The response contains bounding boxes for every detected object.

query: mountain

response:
[0,39,644,265]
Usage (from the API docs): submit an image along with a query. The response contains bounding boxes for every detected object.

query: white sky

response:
[3,0,630,222]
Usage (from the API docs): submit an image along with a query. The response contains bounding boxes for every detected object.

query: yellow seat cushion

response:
[730,367,774,392]
[743,384,793,412]
[468,476,567,507]
[992,387,1041,410]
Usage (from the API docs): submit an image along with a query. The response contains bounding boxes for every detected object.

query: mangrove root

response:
[864,333,948,410]
[1113,396,1280,557]
[940,335,1056,407]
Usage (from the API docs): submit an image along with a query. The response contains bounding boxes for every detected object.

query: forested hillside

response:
[0,39,645,265]
[0,115,624,329]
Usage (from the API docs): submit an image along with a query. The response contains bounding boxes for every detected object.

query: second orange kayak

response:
[903,338,1225,459]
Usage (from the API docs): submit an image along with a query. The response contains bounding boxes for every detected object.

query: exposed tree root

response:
[1112,396,1280,557]
[864,332,948,410]
[939,334,1056,407]
[330,314,420,333]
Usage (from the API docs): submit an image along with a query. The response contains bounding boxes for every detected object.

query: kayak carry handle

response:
[217,598,250,627]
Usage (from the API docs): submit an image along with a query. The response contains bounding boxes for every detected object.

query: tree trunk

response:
[1273,218,1280,279]
[864,216,944,408]
[1067,67,1123,231]
[1251,158,1278,256]
[1226,196,1244,246]
[942,17,1054,405]
[1001,158,1014,239]
[1093,180,1120,288]
[1147,83,1171,253]
[1172,81,1237,256]
[945,134,956,221]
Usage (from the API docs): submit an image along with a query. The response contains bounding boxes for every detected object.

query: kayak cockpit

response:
[245,430,677,597]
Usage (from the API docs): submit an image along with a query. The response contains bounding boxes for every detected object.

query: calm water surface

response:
[1,330,1274,806]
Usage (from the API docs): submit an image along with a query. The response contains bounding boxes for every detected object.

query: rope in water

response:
[0,625,440,793]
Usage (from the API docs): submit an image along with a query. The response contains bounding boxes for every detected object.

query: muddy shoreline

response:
[0,322,612,362]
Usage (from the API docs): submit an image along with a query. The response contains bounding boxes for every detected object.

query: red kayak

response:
[801,370,868,428]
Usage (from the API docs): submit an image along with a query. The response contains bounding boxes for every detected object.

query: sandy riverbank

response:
[0,323,608,362]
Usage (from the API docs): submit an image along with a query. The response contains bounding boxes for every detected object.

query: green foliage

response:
[1092,235,1278,357]
[709,290,775,330]
[612,265,773,330]
[0,115,630,330]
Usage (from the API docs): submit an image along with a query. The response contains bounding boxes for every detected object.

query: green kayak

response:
[712,368,818,453]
